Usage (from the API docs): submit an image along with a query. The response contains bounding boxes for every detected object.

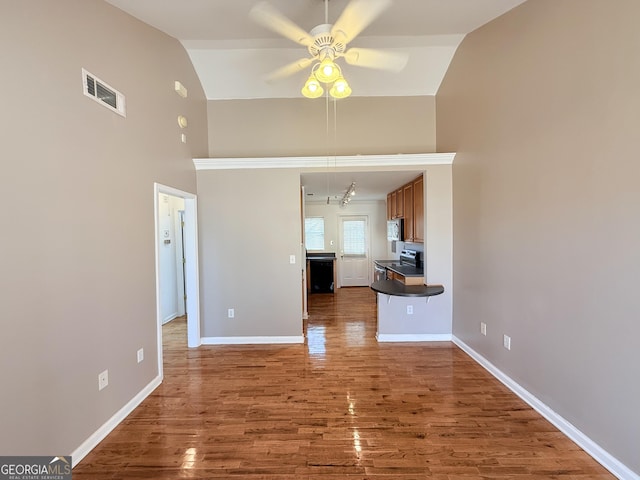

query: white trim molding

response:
[201,336,304,345]
[194,153,455,170]
[153,183,201,354]
[376,333,452,343]
[452,336,639,480]
[72,376,162,468]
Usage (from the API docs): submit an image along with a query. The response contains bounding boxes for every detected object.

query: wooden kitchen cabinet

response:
[413,175,424,243]
[395,188,404,218]
[390,191,397,219]
[385,174,424,243]
[388,270,423,286]
[387,187,406,220]
[388,190,404,219]
[403,183,414,241]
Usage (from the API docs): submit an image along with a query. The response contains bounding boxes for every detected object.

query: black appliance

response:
[307,252,335,293]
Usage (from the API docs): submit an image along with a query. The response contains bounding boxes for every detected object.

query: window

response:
[304,217,325,251]
[342,218,366,255]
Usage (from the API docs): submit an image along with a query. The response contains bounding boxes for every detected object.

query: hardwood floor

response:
[74,287,612,479]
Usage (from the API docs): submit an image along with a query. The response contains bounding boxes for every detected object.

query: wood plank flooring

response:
[73,287,613,479]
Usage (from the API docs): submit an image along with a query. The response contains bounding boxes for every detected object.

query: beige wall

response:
[0,0,207,457]
[196,169,303,338]
[423,166,453,330]
[197,162,452,342]
[207,96,436,157]
[200,93,441,340]
[437,0,640,474]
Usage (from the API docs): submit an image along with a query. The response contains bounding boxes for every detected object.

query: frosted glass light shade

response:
[301,75,324,98]
[329,76,352,99]
[315,58,340,83]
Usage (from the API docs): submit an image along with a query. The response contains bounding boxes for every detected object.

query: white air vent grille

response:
[82,68,126,117]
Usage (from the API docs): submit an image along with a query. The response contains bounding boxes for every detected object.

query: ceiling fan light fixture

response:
[250,0,405,100]
[301,74,324,98]
[329,76,352,99]
[315,57,341,83]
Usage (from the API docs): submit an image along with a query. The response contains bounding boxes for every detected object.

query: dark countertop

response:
[388,265,423,277]
[307,252,336,261]
[371,280,444,298]
[374,259,423,277]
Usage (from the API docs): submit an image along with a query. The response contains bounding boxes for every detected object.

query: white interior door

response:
[176,210,186,317]
[339,215,370,287]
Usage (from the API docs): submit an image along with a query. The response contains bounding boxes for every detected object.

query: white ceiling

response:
[103,0,525,201]
[301,170,423,203]
[105,0,527,99]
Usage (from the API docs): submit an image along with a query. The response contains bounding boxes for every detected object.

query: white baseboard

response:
[201,335,304,345]
[71,375,162,468]
[452,336,638,480]
[162,312,179,325]
[376,333,452,342]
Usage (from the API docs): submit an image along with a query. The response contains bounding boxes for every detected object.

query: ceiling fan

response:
[249,0,408,98]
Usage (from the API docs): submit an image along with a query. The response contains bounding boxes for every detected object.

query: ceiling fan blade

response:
[343,47,408,72]
[264,57,314,82]
[249,1,314,47]
[331,0,392,45]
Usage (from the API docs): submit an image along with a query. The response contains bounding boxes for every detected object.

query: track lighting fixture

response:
[340,182,356,206]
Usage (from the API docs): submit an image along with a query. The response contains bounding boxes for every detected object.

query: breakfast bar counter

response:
[370,280,444,298]
[371,280,447,342]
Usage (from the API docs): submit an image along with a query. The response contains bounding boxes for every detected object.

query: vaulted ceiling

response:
[104,0,526,99]
[103,0,527,200]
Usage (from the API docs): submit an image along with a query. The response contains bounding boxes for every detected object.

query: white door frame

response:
[154,183,201,378]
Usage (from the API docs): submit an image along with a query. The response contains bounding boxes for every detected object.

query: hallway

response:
[73,287,611,479]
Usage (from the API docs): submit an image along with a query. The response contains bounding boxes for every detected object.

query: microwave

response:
[387,219,403,241]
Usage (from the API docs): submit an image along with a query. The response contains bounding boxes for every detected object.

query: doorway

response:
[158,194,185,324]
[154,183,200,379]
[338,215,370,287]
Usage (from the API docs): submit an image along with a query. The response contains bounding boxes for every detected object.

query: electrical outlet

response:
[406,305,413,315]
[289,255,296,264]
[98,370,109,391]
[480,322,487,336]
[503,334,511,350]
[228,308,235,318]
[137,348,144,363]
